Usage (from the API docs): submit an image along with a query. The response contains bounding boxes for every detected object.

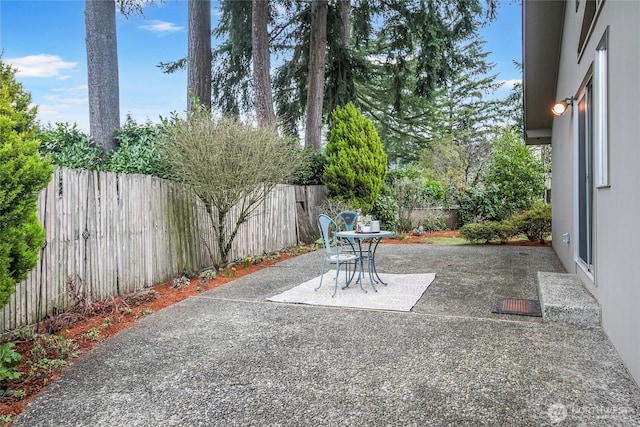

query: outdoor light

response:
[552,97,575,116]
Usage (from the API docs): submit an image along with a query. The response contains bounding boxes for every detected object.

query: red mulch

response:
[383,229,548,246]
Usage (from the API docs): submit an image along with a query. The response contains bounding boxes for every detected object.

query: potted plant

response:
[361,215,372,233]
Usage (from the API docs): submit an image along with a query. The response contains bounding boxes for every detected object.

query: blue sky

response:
[0,0,522,132]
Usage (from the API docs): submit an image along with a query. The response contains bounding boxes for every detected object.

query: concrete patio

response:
[13,244,640,426]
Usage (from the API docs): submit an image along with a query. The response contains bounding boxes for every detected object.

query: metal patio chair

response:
[336,210,376,283]
[335,210,358,235]
[335,210,361,282]
[316,214,360,297]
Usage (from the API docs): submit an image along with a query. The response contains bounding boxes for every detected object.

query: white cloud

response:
[5,54,77,79]
[35,102,89,131]
[139,20,184,35]
[43,95,87,105]
[33,85,89,130]
[52,85,88,93]
[499,79,521,90]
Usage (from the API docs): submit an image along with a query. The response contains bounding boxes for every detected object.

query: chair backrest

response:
[336,210,358,231]
[317,214,338,255]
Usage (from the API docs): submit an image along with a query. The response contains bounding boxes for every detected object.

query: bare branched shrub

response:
[318,198,352,220]
[161,113,306,266]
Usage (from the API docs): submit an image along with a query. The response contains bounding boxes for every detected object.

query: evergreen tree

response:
[252,0,276,126]
[481,127,545,221]
[418,39,507,206]
[85,0,120,154]
[188,0,212,111]
[505,61,524,136]
[0,61,53,308]
[305,0,328,149]
[377,38,505,166]
[161,0,496,143]
[323,102,387,213]
[85,0,157,154]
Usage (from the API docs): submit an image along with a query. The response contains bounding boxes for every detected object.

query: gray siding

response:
[551,0,640,384]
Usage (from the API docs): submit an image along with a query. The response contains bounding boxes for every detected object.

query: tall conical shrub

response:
[323,102,387,213]
[0,60,53,308]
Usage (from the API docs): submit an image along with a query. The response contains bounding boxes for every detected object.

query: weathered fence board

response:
[1,168,301,332]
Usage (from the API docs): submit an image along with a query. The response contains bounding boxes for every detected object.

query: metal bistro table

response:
[334,229,394,292]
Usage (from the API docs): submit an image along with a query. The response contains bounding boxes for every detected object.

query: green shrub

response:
[39,118,171,178]
[290,146,327,186]
[398,216,414,233]
[0,343,22,383]
[387,166,445,207]
[386,166,421,183]
[384,166,446,231]
[460,223,495,243]
[459,204,551,244]
[497,220,519,243]
[510,203,552,243]
[422,178,445,205]
[1,60,54,308]
[457,184,501,225]
[37,122,103,170]
[481,127,545,221]
[105,116,169,178]
[459,222,508,244]
[323,102,387,213]
[394,177,424,229]
[456,128,545,225]
[421,211,447,232]
[371,184,399,232]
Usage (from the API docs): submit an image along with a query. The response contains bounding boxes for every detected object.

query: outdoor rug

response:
[267,271,436,312]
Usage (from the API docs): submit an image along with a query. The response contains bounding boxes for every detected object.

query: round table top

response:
[335,230,395,239]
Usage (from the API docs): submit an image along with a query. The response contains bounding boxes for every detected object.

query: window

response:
[594,28,609,187]
[578,0,605,60]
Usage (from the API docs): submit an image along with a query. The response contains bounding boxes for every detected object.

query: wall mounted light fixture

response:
[551,97,575,116]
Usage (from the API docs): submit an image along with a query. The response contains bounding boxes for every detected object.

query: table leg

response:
[370,238,388,286]
[345,239,368,293]
[355,239,376,293]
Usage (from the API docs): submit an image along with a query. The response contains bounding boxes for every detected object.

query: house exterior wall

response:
[551,0,640,385]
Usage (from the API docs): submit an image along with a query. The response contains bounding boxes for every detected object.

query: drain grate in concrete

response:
[492,298,542,317]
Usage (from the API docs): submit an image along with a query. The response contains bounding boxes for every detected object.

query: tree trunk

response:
[252,0,275,126]
[305,0,328,150]
[188,0,212,111]
[340,0,350,47]
[85,0,120,155]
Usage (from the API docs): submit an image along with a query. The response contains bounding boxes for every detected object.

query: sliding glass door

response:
[577,83,593,271]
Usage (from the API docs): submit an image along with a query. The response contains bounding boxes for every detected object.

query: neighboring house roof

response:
[522,0,565,145]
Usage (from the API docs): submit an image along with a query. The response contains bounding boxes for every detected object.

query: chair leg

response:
[346,261,357,286]
[332,260,340,298]
[315,258,327,291]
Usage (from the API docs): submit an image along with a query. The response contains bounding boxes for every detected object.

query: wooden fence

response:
[1,168,300,332]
